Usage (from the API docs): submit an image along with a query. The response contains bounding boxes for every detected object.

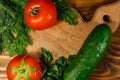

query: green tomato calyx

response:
[8,58,36,80]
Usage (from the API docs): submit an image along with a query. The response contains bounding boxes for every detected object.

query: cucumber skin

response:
[63,24,112,80]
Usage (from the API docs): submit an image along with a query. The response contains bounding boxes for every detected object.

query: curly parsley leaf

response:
[40,48,76,80]
[51,0,77,25]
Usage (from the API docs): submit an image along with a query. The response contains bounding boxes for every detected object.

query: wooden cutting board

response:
[68,0,120,80]
[0,0,120,80]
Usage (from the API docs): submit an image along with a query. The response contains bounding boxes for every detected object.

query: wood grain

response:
[0,0,120,80]
[89,25,120,80]
[67,0,120,79]
[67,0,119,21]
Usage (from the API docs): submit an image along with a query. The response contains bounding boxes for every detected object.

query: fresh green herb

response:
[40,48,76,80]
[0,0,77,56]
[41,47,53,64]
[0,0,31,56]
[51,0,77,25]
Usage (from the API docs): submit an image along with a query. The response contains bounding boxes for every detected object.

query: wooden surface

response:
[0,0,120,80]
[68,0,120,80]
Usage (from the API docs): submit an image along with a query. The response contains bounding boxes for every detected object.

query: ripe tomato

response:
[24,0,57,30]
[6,55,42,80]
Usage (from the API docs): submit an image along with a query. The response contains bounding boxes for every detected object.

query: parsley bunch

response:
[40,48,76,80]
[52,0,77,25]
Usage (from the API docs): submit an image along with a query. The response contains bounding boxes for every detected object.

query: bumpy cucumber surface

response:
[63,24,112,80]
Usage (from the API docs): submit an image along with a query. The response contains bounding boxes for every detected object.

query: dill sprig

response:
[0,0,31,56]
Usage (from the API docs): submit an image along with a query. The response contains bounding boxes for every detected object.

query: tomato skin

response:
[6,55,42,80]
[24,0,57,30]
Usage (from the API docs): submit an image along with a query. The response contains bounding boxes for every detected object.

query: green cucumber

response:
[63,24,112,80]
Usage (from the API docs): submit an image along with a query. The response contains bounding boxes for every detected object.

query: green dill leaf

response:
[0,0,31,56]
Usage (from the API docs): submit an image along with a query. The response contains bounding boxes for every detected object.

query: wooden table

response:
[0,0,120,80]
[67,0,120,80]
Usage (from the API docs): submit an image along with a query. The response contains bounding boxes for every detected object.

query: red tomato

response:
[24,0,57,30]
[6,55,42,80]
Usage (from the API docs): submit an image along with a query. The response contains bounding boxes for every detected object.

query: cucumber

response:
[63,24,112,80]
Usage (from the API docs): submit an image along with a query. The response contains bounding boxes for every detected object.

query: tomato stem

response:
[8,58,37,80]
[19,69,26,73]
[31,7,39,16]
